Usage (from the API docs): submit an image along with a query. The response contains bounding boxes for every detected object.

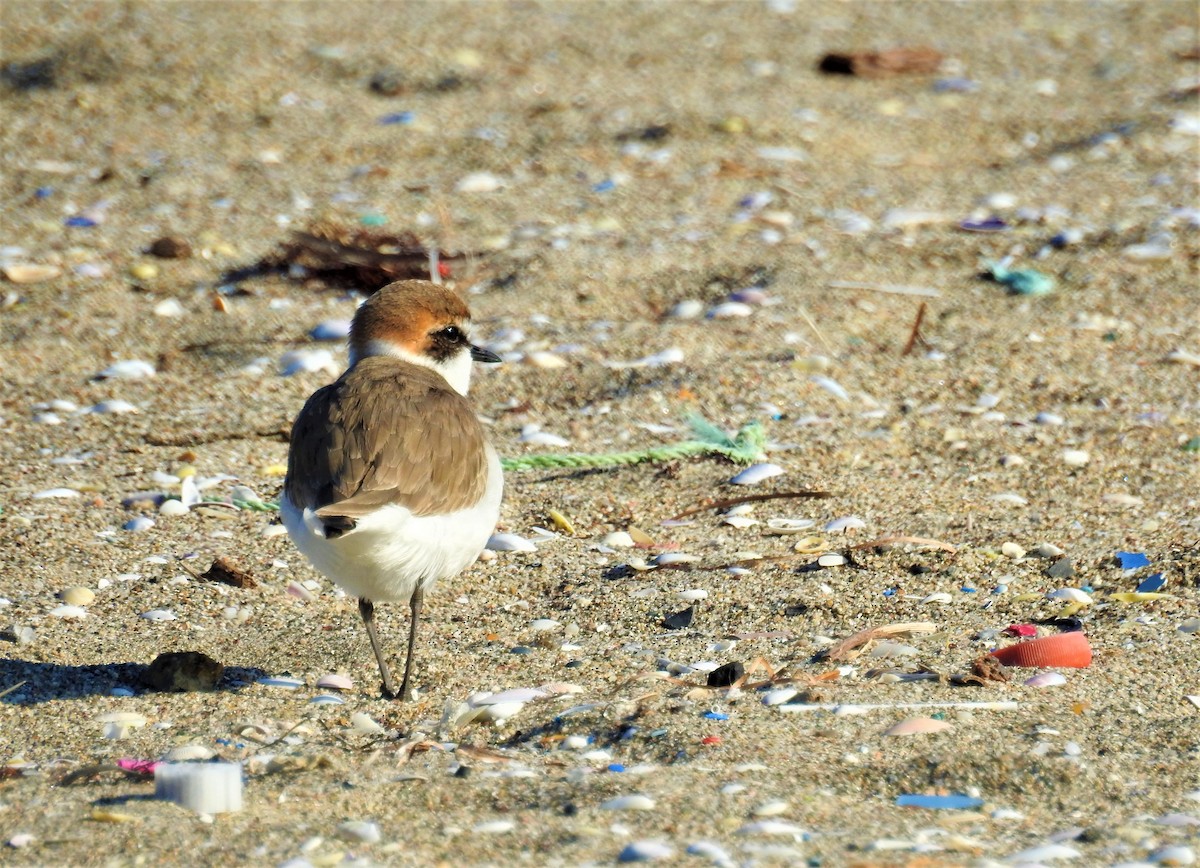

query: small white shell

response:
[473,819,516,834]
[730,463,785,485]
[601,794,656,811]
[525,351,567,369]
[1047,588,1093,604]
[97,359,156,380]
[652,552,700,566]
[49,605,88,619]
[764,518,815,535]
[1061,449,1090,467]
[163,745,216,761]
[88,399,138,414]
[884,717,953,736]
[1006,844,1081,862]
[921,592,953,605]
[529,618,561,632]
[124,517,155,532]
[668,299,704,319]
[32,488,81,499]
[824,515,866,532]
[752,800,790,817]
[762,687,799,706]
[736,820,807,837]
[336,820,381,844]
[811,375,849,401]
[709,301,754,319]
[487,533,537,552]
[601,531,635,548]
[158,499,189,516]
[350,712,385,734]
[518,426,570,447]
[989,492,1029,506]
[316,674,354,691]
[139,609,176,621]
[722,514,758,529]
[456,171,505,193]
[1001,541,1026,559]
[309,319,351,341]
[817,553,846,568]
[474,688,548,705]
[1024,672,1068,688]
[617,840,674,862]
[677,589,708,602]
[279,349,336,377]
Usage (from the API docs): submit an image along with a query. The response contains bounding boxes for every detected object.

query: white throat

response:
[351,339,473,396]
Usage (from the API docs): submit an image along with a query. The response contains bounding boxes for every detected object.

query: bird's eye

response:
[437,326,464,342]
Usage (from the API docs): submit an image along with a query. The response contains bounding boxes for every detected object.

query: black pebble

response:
[706,661,744,688]
[662,605,694,630]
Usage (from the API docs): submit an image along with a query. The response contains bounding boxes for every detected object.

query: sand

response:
[1,1,1198,865]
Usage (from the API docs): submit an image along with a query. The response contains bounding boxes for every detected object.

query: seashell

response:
[601,794,656,811]
[817,553,846,568]
[1102,492,1144,507]
[1047,588,1092,604]
[1031,542,1065,558]
[736,820,807,837]
[730,463,784,485]
[525,351,567,369]
[677,589,708,602]
[687,842,733,863]
[32,487,81,499]
[153,298,185,317]
[652,552,700,566]
[163,745,216,762]
[1024,671,1068,688]
[1061,449,1090,467]
[88,399,139,414]
[487,532,537,552]
[49,605,88,619]
[124,517,155,532]
[602,531,635,548]
[456,171,504,193]
[518,425,570,447]
[316,674,353,691]
[764,518,815,535]
[1149,845,1196,866]
[618,840,674,862]
[530,618,561,632]
[350,712,385,734]
[158,499,189,516]
[310,694,345,705]
[989,492,1028,506]
[884,717,953,736]
[59,587,94,606]
[990,631,1092,668]
[97,360,155,380]
[309,319,351,341]
[3,263,61,283]
[921,592,953,605]
[1165,349,1200,367]
[709,301,754,319]
[474,687,548,706]
[824,515,866,532]
[792,536,826,554]
[722,514,758,529]
[1006,844,1081,863]
[752,800,790,817]
[140,609,176,621]
[473,819,516,834]
[286,581,315,601]
[869,641,919,659]
[667,299,704,319]
[1001,542,1025,559]
[811,375,849,401]
[335,820,381,844]
[537,681,585,696]
[280,349,336,377]
[762,687,799,706]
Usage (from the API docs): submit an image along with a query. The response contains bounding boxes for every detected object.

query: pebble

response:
[153,298,186,317]
[158,499,189,516]
[1062,449,1090,467]
[1001,542,1026,559]
[1045,558,1076,579]
[3,263,61,283]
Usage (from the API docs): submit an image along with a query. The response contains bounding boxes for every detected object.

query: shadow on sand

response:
[0,658,267,704]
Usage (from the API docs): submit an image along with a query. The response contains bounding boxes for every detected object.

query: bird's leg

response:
[396,587,425,701]
[358,598,397,699]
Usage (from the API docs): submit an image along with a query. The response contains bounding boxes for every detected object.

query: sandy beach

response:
[1,2,1198,865]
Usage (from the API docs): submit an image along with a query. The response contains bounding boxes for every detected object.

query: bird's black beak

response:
[470,345,502,364]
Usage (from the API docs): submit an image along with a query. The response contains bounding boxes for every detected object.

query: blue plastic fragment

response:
[993,584,1008,595]
[960,586,977,594]
[988,262,1055,296]
[592,178,616,193]
[960,216,1007,232]
[35,186,54,198]
[1136,573,1166,593]
[896,793,984,810]
[883,588,898,597]
[378,111,414,125]
[703,711,729,721]
[648,728,668,738]
[64,215,97,228]
[1116,551,1151,570]
[607,763,626,773]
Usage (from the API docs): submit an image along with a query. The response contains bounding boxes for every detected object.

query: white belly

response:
[280,451,502,602]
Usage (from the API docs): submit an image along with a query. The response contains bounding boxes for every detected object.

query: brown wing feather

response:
[285,357,489,519]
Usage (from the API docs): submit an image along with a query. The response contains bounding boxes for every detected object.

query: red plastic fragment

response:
[1005,623,1038,637]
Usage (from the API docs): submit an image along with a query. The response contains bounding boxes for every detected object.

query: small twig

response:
[670,489,832,521]
[900,301,928,357]
[0,680,27,701]
[847,534,957,553]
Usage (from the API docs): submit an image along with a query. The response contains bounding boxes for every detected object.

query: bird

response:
[280,279,503,700]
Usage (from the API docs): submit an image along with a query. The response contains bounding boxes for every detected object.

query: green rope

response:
[500,415,766,472]
[250,415,763,511]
